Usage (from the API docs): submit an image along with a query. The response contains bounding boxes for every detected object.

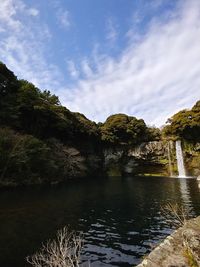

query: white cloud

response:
[60,0,200,126]
[106,18,118,44]
[0,0,62,92]
[0,0,23,31]
[52,0,70,29]
[1,0,200,128]
[0,0,39,31]
[28,8,39,17]
[66,60,79,79]
[81,59,93,78]
[56,9,70,28]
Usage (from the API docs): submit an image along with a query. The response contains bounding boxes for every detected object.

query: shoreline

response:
[136,216,200,267]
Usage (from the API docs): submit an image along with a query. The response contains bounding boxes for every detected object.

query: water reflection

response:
[178,179,191,215]
[197,180,200,190]
[0,176,199,267]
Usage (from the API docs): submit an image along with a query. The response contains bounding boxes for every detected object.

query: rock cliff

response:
[103,141,200,177]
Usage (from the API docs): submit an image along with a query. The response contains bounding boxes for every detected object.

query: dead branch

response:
[27,227,84,267]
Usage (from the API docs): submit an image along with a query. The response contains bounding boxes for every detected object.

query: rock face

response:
[136,216,200,267]
[103,140,200,177]
[185,142,200,177]
[128,141,166,159]
[103,141,169,176]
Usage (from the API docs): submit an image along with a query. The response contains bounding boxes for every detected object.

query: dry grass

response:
[161,202,190,227]
[27,227,84,267]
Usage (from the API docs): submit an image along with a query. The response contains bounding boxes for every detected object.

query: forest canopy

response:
[0,61,158,147]
[162,101,200,142]
[100,114,160,145]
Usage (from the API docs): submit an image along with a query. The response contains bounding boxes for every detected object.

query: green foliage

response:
[183,248,199,267]
[0,128,87,186]
[0,128,52,185]
[163,101,200,142]
[47,139,86,178]
[40,90,60,106]
[0,62,19,127]
[0,63,99,144]
[100,114,150,145]
[73,112,100,149]
[1,62,198,185]
[0,62,160,151]
[147,127,161,141]
[0,63,101,185]
[188,153,200,176]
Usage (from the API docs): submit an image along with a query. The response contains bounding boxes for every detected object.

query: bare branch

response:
[161,203,191,227]
[27,227,84,267]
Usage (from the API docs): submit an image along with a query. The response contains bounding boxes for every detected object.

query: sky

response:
[0,0,200,126]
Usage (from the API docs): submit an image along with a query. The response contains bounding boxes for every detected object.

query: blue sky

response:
[0,0,200,126]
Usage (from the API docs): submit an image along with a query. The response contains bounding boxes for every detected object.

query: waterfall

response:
[175,140,186,178]
[167,142,173,177]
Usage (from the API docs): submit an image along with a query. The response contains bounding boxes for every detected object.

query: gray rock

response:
[137,216,200,267]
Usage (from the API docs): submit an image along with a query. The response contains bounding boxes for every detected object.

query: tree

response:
[47,139,86,178]
[146,127,161,141]
[0,128,53,185]
[162,100,200,142]
[100,114,149,145]
[40,90,60,106]
[0,62,19,127]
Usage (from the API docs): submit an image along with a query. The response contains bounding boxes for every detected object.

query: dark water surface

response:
[0,176,200,267]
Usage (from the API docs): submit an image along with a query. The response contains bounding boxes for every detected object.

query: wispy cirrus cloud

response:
[52,0,71,29]
[106,18,118,44]
[81,59,93,78]
[56,8,70,29]
[28,8,39,17]
[0,0,39,31]
[0,0,63,91]
[1,0,200,127]
[60,0,200,126]
[0,0,24,31]
[66,60,79,79]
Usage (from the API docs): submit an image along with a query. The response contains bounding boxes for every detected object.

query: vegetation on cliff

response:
[100,114,161,145]
[162,102,200,176]
[162,101,200,143]
[0,62,160,186]
[0,62,199,184]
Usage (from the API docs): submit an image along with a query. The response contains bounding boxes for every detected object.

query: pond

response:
[0,176,200,267]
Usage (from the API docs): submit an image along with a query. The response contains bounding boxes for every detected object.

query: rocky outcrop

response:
[137,216,200,267]
[128,141,167,159]
[103,141,170,176]
[185,142,200,177]
[103,140,200,177]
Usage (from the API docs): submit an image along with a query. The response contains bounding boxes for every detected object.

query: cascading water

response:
[175,140,186,178]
